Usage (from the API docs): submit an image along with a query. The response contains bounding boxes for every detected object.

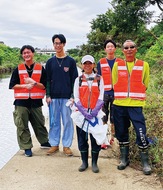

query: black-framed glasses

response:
[123,46,135,50]
[54,42,62,46]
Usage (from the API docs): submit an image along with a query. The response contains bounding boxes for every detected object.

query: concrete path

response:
[0,127,162,190]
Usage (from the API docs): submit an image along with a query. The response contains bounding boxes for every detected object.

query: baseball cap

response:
[81,55,95,64]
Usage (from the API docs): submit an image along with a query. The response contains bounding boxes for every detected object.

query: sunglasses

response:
[123,46,135,50]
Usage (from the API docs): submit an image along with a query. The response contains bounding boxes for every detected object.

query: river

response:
[0,75,48,170]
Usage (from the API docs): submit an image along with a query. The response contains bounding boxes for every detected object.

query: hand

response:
[75,101,93,120]
[46,97,52,105]
[84,112,93,121]
[91,99,104,117]
[21,84,34,90]
[24,77,36,84]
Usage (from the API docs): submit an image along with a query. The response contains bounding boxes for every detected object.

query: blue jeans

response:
[48,99,74,147]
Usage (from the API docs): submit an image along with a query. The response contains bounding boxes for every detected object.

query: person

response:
[112,39,152,175]
[97,39,120,149]
[9,45,51,157]
[45,34,78,156]
[73,55,105,173]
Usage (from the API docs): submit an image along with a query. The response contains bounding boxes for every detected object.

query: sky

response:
[0,0,161,50]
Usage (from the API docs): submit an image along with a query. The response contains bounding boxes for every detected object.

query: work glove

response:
[75,101,93,120]
[91,99,104,117]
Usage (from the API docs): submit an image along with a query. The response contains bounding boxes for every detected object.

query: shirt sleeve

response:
[143,61,150,89]
[73,77,80,103]
[97,61,101,75]
[9,67,19,89]
[99,76,104,100]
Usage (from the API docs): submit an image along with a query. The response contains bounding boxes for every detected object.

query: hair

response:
[104,39,116,48]
[52,34,66,44]
[123,40,136,47]
[20,45,35,54]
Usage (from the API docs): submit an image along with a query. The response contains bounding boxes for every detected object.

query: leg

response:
[128,107,149,149]
[30,107,49,145]
[128,107,151,175]
[102,94,110,124]
[48,99,61,146]
[118,143,130,170]
[139,148,152,175]
[61,99,74,148]
[76,126,89,172]
[113,105,130,170]
[47,99,61,154]
[13,106,33,150]
[90,133,101,173]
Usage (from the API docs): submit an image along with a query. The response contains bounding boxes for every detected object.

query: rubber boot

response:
[78,151,88,172]
[117,145,130,170]
[140,149,152,175]
[92,151,99,173]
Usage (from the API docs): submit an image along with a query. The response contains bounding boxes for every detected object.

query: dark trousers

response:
[113,105,149,149]
[102,94,114,124]
[76,126,101,152]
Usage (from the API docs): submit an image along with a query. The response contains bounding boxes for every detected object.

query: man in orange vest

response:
[112,40,151,175]
[9,45,50,157]
[97,39,120,149]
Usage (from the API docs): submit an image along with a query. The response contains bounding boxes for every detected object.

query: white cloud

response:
[0,0,110,49]
[0,0,161,50]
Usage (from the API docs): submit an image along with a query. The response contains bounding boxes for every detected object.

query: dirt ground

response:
[0,127,162,190]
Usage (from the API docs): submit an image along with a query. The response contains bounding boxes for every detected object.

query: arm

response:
[143,61,150,89]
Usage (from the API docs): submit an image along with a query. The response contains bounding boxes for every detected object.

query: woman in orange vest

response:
[9,45,51,157]
[73,55,104,173]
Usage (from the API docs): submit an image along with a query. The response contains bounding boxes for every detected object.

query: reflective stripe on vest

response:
[99,58,112,91]
[14,63,45,99]
[114,60,146,100]
[79,75,100,109]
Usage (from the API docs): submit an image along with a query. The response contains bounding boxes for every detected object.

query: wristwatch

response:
[34,82,37,86]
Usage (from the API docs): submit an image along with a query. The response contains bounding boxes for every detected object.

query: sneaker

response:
[101,144,108,150]
[25,149,32,157]
[63,147,73,156]
[40,142,51,149]
[47,146,59,155]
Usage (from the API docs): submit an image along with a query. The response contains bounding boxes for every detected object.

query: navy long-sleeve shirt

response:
[45,55,78,99]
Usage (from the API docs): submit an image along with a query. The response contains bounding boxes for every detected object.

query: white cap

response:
[81,55,95,64]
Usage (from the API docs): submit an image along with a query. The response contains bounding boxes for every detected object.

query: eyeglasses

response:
[123,46,135,50]
[54,42,62,46]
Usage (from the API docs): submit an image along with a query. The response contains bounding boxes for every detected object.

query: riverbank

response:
[0,127,162,190]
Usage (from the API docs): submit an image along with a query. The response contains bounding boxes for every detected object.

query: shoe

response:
[40,142,51,149]
[25,149,32,157]
[47,146,59,155]
[101,144,108,150]
[63,147,73,156]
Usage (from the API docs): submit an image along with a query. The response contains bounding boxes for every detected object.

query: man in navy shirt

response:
[46,34,78,156]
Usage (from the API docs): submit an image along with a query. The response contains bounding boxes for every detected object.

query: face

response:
[105,42,116,55]
[53,38,65,53]
[22,48,34,63]
[123,41,137,61]
[82,61,95,74]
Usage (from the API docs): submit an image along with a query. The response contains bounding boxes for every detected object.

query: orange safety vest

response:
[14,63,45,99]
[114,59,146,100]
[99,58,112,91]
[79,75,100,109]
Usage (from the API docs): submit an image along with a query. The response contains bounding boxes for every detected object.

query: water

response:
[0,76,48,170]
[0,68,81,170]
